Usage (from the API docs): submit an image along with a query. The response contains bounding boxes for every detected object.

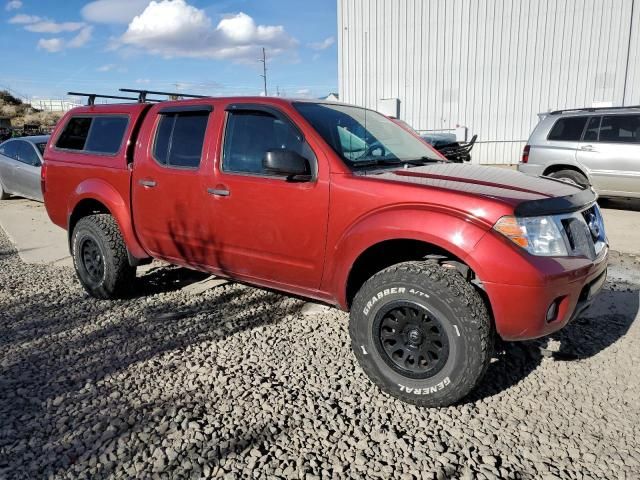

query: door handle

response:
[138,179,157,188]
[207,187,230,197]
[579,145,596,152]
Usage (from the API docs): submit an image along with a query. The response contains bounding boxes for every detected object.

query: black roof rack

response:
[549,104,640,115]
[119,88,209,103]
[68,92,141,106]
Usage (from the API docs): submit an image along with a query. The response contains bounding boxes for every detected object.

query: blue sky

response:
[0,0,338,100]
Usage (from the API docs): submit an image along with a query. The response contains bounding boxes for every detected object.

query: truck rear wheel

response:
[71,214,135,299]
[349,261,492,407]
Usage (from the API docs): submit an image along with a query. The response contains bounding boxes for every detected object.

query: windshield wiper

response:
[350,156,442,169]
[350,158,404,168]
[401,157,442,166]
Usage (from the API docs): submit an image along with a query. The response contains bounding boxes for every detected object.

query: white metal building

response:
[338,0,640,164]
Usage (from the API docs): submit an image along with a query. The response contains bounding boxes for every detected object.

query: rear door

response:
[577,114,640,195]
[132,103,219,267]
[209,104,329,289]
[14,141,43,200]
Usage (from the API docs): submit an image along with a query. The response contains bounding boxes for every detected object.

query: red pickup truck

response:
[43,95,608,407]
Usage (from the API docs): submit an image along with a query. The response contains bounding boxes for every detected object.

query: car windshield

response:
[293,102,442,167]
[36,143,46,155]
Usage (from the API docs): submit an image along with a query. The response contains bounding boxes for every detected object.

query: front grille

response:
[558,204,606,260]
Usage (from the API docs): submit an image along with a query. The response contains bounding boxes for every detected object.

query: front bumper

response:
[469,226,609,341]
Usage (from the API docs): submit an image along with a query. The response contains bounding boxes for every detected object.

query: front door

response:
[577,114,640,195]
[210,105,330,289]
[132,104,218,268]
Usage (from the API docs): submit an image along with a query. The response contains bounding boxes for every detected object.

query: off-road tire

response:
[72,214,135,299]
[350,261,492,407]
[548,169,589,188]
[0,181,9,200]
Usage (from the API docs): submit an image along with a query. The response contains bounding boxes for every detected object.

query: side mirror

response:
[263,149,311,181]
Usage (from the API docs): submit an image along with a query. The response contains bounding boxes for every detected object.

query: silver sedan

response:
[0,135,49,202]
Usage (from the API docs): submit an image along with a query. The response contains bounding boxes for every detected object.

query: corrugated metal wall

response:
[338,0,640,164]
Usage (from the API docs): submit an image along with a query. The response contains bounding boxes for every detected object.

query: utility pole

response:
[259,47,267,96]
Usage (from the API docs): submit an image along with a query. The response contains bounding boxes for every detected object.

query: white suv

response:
[518,107,640,198]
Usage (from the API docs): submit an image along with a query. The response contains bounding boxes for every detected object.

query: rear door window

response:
[583,117,601,142]
[547,117,589,141]
[153,111,209,168]
[16,141,40,166]
[56,115,128,154]
[599,115,640,143]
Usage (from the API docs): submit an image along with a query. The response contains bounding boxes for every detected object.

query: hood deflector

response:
[514,187,597,216]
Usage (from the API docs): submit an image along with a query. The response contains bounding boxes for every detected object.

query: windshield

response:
[293,102,442,167]
[36,143,46,155]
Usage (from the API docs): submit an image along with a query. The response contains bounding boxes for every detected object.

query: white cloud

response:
[36,26,92,53]
[5,0,22,11]
[67,26,93,47]
[97,64,116,72]
[25,20,86,33]
[118,0,297,62]
[37,37,64,52]
[8,13,41,24]
[135,78,151,84]
[82,0,151,24]
[309,36,335,50]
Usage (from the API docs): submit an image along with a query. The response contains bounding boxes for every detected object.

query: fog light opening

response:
[546,299,561,323]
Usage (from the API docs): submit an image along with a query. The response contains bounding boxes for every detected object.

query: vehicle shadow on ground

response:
[0,264,304,477]
[469,285,639,402]
[132,264,211,296]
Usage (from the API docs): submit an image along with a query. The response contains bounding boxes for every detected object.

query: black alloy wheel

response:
[81,237,105,284]
[373,301,449,379]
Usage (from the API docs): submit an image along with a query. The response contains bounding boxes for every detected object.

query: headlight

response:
[494,215,568,256]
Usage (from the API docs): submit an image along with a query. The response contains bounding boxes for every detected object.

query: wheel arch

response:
[67,179,148,262]
[345,238,477,309]
[324,208,493,310]
[542,163,590,182]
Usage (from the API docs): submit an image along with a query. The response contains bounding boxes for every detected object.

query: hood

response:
[370,163,595,214]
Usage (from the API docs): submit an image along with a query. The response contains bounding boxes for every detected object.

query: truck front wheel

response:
[349,261,492,407]
[71,214,135,299]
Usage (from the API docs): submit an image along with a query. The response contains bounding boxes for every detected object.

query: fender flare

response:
[322,206,492,309]
[67,178,148,260]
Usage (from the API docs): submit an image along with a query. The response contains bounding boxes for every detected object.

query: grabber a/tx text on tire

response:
[350,261,492,407]
[71,214,135,299]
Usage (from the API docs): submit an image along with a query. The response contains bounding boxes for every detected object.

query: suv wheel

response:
[72,214,135,299]
[349,261,492,407]
[0,181,9,200]
[548,169,589,188]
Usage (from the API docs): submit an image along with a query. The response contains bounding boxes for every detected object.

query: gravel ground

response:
[1,228,639,480]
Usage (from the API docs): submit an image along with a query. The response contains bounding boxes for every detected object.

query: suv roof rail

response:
[68,91,143,106]
[119,88,209,103]
[549,105,640,115]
